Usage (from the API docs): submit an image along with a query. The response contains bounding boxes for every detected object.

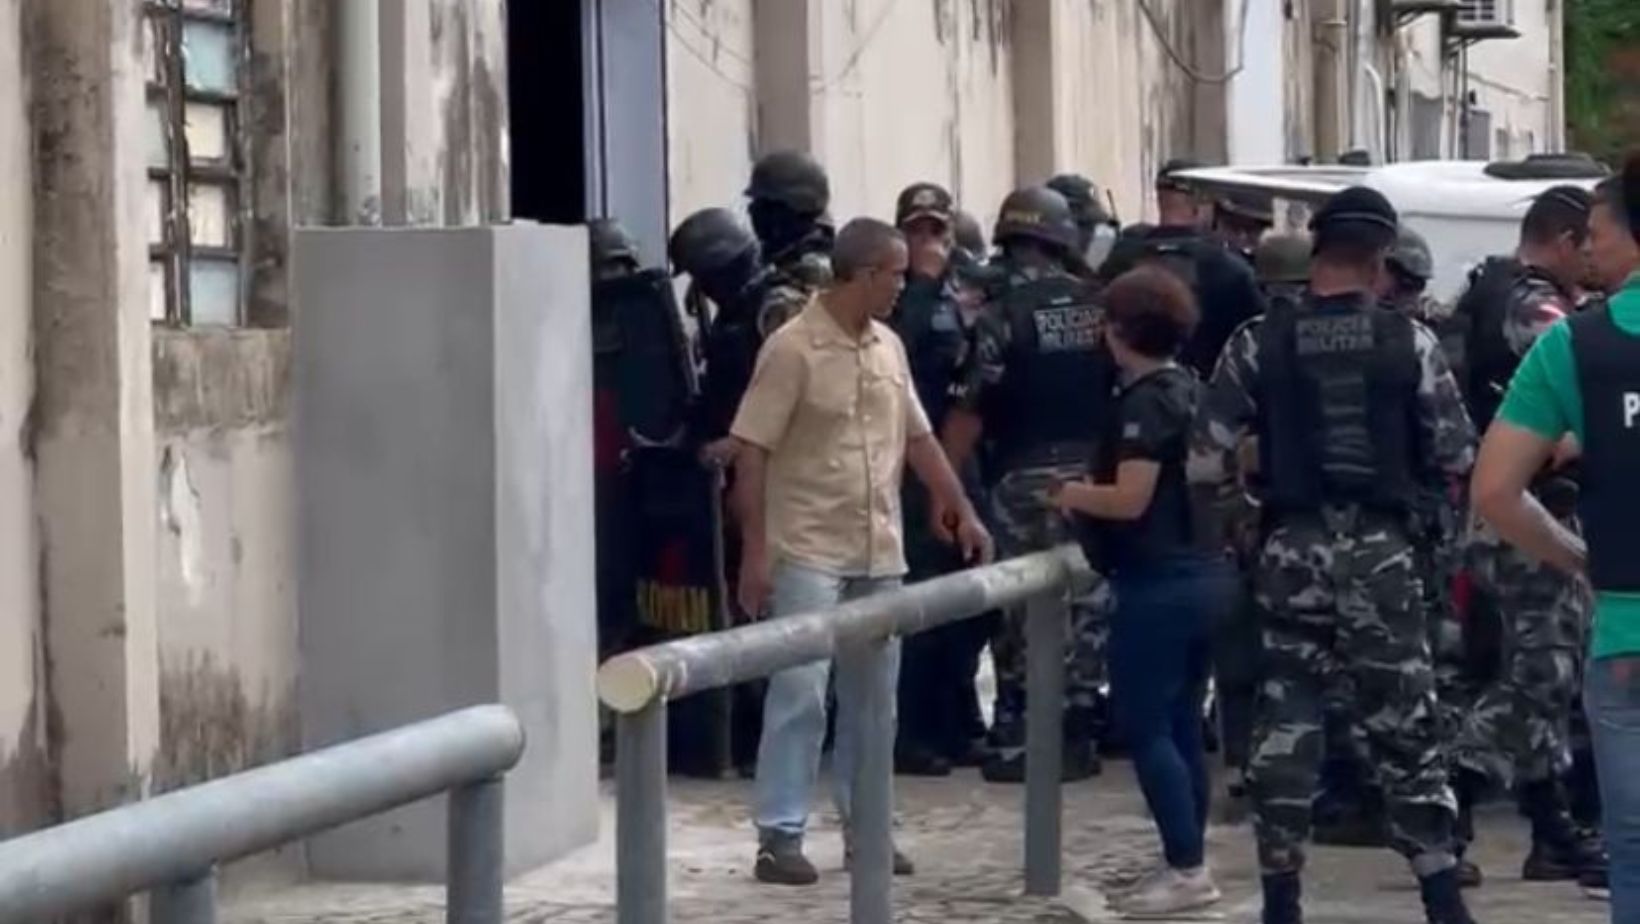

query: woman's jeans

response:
[1110,554,1237,869]
[754,562,902,840]
[1586,654,1640,923]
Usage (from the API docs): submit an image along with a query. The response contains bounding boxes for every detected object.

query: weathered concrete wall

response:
[1025,0,1227,223]
[143,0,512,887]
[31,0,162,826]
[1400,7,1558,161]
[809,0,1015,229]
[0,0,49,839]
[665,0,758,223]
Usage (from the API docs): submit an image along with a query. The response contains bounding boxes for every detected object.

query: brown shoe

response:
[755,833,819,886]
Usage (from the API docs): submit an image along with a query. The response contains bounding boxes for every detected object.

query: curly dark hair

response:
[1103,267,1200,360]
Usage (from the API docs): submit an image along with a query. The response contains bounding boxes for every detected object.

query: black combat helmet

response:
[1047,173,1115,229]
[668,207,758,277]
[993,186,1078,253]
[953,210,987,256]
[589,217,640,268]
[1254,234,1313,285]
[745,150,831,216]
[1387,225,1434,283]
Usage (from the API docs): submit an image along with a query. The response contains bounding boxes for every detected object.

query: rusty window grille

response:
[144,0,250,327]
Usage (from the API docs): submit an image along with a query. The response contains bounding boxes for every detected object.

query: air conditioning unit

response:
[1453,0,1513,30]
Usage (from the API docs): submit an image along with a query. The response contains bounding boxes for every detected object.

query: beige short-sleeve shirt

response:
[731,297,932,578]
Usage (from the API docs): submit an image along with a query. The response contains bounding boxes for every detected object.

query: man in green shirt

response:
[1474,157,1640,922]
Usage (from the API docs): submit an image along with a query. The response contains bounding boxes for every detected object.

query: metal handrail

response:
[0,704,526,924]
[597,546,1091,924]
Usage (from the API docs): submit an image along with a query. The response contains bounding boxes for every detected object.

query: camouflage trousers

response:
[1249,508,1456,875]
[1450,525,1591,789]
[989,464,1110,737]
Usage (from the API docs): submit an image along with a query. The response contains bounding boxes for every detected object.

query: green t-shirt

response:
[1497,272,1640,658]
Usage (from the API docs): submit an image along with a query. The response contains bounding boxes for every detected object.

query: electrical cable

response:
[1136,0,1253,85]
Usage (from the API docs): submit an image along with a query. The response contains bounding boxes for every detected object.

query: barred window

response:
[144,0,248,326]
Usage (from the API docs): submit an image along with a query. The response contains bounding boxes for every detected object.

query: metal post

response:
[1024,591,1066,897]
[618,702,669,924]
[448,778,505,924]
[151,869,217,924]
[842,638,894,924]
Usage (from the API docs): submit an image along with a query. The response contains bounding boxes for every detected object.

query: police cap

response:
[589,218,640,267]
[668,207,758,277]
[1047,173,1116,228]
[1156,158,1204,193]
[994,186,1078,252]
[1387,225,1434,282]
[895,182,955,229]
[1217,191,1274,226]
[745,150,831,215]
[1253,234,1313,284]
[1309,186,1399,247]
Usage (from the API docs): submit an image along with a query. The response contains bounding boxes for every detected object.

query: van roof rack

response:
[1484,153,1610,181]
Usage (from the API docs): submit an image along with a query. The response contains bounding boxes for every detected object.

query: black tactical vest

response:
[892,276,968,429]
[990,273,1116,469]
[1255,294,1421,514]
[1571,307,1640,591]
[1451,256,1548,431]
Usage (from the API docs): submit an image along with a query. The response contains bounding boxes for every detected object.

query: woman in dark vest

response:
[1051,266,1236,917]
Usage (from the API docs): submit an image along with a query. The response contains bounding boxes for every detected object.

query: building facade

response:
[0,0,1569,892]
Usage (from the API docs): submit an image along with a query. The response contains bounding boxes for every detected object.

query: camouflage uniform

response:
[1449,271,1589,792]
[953,261,1111,743]
[756,244,832,337]
[1190,311,1477,876]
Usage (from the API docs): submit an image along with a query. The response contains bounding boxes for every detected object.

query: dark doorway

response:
[508,1,587,224]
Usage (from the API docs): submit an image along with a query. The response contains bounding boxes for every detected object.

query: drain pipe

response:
[338,0,383,226]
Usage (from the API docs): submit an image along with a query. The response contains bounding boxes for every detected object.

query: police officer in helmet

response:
[1254,234,1312,315]
[746,150,835,336]
[1190,187,1482,924]
[1102,158,1266,379]
[1380,226,1442,326]
[1047,173,1120,272]
[590,217,642,281]
[942,185,1116,783]
[669,207,772,455]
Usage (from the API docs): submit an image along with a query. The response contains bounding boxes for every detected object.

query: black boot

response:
[1260,871,1303,924]
[1455,783,1483,887]
[1419,867,1478,924]
[1520,779,1608,882]
[894,742,953,777]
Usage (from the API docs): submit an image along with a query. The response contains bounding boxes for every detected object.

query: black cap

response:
[1309,186,1399,240]
[895,182,955,228]
[1156,158,1204,193]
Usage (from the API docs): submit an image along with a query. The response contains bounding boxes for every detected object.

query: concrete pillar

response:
[1010,0,1060,184]
[753,0,816,155]
[27,0,161,819]
[295,224,598,880]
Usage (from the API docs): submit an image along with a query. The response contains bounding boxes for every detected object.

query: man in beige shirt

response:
[731,218,991,886]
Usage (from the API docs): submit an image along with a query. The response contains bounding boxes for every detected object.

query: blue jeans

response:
[754,562,902,838]
[1587,655,1640,923]
[1110,554,1236,869]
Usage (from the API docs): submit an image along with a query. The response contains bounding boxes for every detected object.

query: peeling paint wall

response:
[0,0,49,838]
[809,0,1015,229]
[667,0,1229,231]
[665,0,758,223]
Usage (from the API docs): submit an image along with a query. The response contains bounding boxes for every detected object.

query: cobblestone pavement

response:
[222,764,1609,924]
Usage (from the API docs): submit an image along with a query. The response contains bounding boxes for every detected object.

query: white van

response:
[1173,158,1608,304]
